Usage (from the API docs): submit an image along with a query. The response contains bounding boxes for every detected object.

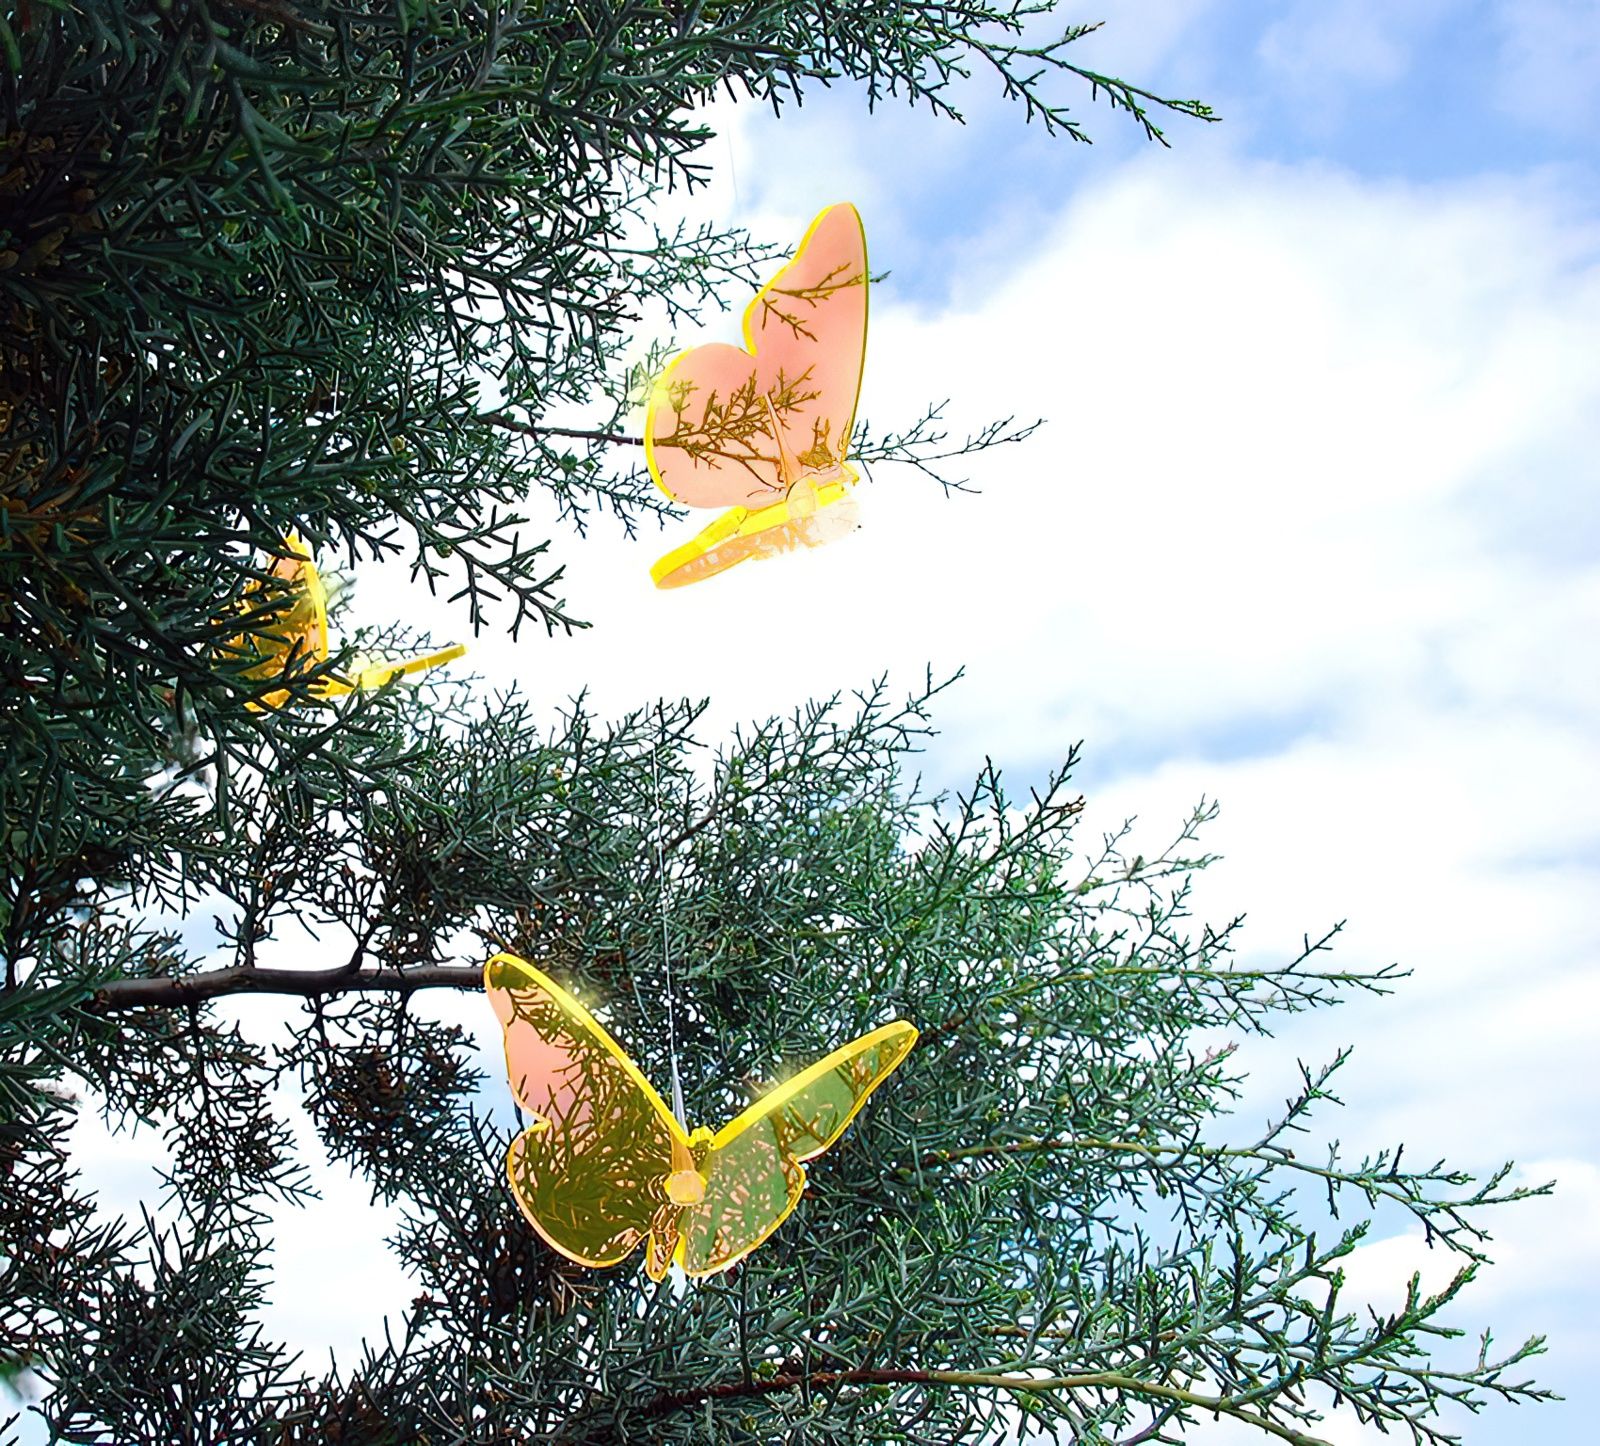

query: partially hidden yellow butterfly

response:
[484,951,917,1280]
[643,202,869,588]
[229,531,465,709]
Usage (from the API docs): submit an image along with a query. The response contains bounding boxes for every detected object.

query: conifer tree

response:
[0,3,1553,1442]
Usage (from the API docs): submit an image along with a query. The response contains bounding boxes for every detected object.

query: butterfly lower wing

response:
[676,1118,803,1279]
[320,642,468,696]
[485,953,688,1274]
[647,476,862,590]
[677,1019,917,1277]
[645,203,869,518]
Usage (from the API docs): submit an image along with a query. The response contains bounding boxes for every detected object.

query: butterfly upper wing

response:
[645,203,869,513]
[484,953,689,1277]
[232,535,329,709]
[677,1019,917,1278]
[740,202,868,487]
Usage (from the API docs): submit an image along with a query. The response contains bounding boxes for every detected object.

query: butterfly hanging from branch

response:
[484,952,917,1280]
[226,532,465,709]
[643,203,869,589]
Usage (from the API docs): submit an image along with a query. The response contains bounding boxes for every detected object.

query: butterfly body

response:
[485,952,916,1280]
[644,204,869,588]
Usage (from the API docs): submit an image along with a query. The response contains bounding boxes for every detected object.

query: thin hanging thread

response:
[650,704,687,1127]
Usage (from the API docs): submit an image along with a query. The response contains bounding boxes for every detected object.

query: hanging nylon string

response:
[650,704,687,1128]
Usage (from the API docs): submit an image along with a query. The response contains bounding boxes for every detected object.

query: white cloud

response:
[399,154,1599,771]
[1256,1,1454,101]
[255,1104,417,1379]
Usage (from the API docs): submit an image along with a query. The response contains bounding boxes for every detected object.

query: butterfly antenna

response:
[651,703,688,1128]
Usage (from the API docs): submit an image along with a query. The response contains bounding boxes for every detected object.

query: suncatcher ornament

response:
[228,532,465,709]
[484,951,917,1280]
[644,203,869,588]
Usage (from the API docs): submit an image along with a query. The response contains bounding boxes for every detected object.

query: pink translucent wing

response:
[741,202,868,473]
[485,953,686,1272]
[645,204,868,511]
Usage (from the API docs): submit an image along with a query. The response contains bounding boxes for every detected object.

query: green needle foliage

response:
[0,3,1552,1444]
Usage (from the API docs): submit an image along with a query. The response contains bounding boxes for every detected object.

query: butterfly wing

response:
[319,642,468,697]
[644,204,868,586]
[677,1019,916,1278]
[259,533,330,663]
[484,953,690,1278]
[232,534,329,709]
[738,201,868,488]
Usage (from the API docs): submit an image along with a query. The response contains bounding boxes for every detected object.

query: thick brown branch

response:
[638,1367,1333,1445]
[91,963,483,1011]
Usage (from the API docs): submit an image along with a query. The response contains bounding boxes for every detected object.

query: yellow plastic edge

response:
[649,476,854,589]
[483,951,689,1148]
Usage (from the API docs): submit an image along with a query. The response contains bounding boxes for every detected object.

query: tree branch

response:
[91,964,483,1011]
[476,411,644,448]
[637,1367,1334,1445]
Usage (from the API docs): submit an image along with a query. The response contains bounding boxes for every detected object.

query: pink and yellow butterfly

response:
[484,951,917,1280]
[644,202,869,588]
[230,532,465,709]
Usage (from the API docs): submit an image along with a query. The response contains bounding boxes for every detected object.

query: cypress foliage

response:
[0,3,1551,1442]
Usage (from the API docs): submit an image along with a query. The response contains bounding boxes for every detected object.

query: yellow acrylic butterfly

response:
[228,531,464,709]
[484,951,917,1280]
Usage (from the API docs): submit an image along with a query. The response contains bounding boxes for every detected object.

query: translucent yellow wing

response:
[227,533,329,707]
[677,1020,917,1278]
[484,953,690,1279]
[318,643,469,697]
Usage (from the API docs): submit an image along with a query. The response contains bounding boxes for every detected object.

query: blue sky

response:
[727,0,1600,310]
[27,4,1600,1443]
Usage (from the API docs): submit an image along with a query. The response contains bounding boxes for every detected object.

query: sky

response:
[29,2,1600,1442]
